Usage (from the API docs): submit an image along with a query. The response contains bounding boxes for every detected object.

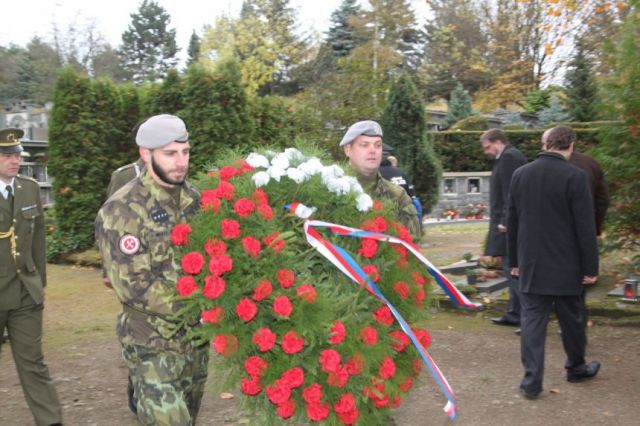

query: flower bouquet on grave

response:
[171,147,476,424]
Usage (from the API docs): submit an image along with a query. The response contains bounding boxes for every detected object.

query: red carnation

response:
[253,328,277,352]
[181,252,205,275]
[233,198,255,218]
[281,366,304,388]
[263,232,285,253]
[393,222,412,243]
[413,358,423,375]
[329,321,346,345]
[257,204,273,221]
[389,395,402,408]
[306,402,330,422]
[251,188,269,206]
[200,190,221,213]
[399,376,413,392]
[378,356,396,379]
[276,398,296,419]
[236,298,258,322]
[344,354,364,376]
[413,328,431,350]
[220,219,241,239]
[176,276,198,297]
[366,379,389,408]
[411,271,426,286]
[242,236,261,258]
[214,180,235,201]
[372,200,384,211]
[252,279,273,302]
[359,326,378,345]
[318,349,341,373]
[414,287,426,307]
[357,239,379,258]
[212,334,238,357]
[282,330,305,354]
[392,244,408,259]
[337,408,359,425]
[362,265,380,283]
[208,254,233,276]
[201,306,224,324]
[302,383,323,404]
[219,165,239,180]
[373,306,394,326]
[245,355,268,377]
[296,284,317,304]
[390,330,410,352]
[273,295,293,318]
[204,238,227,256]
[203,276,226,299]
[327,366,349,388]
[237,159,255,174]
[241,375,263,396]
[266,379,292,405]
[393,281,410,299]
[396,257,410,269]
[277,269,295,288]
[171,223,191,246]
[360,216,388,233]
[334,393,356,414]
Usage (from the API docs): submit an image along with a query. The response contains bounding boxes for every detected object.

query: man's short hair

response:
[545,125,576,151]
[480,128,508,144]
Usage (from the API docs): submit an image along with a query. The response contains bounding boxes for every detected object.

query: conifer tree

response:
[381,73,442,212]
[564,41,599,122]
[187,30,201,66]
[444,82,473,128]
[537,95,570,126]
[326,0,364,57]
[143,68,184,116]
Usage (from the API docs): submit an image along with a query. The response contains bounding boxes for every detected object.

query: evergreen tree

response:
[119,0,179,83]
[326,0,364,57]
[444,82,473,128]
[524,89,551,114]
[0,45,28,102]
[564,41,599,122]
[381,74,442,212]
[143,68,184,116]
[537,95,570,126]
[187,30,201,66]
[595,0,640,259]
[181,60,254,171]
[16,37,61,103]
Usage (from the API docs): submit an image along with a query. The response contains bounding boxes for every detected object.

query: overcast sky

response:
[1,1,431,60]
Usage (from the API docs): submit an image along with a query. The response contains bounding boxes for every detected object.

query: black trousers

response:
[519,292,587,393]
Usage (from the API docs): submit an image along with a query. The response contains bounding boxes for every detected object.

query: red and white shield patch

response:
[119,234,141,255]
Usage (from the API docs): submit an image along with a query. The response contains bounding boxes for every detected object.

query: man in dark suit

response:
[508,125,600,399]
[479,129,527,328]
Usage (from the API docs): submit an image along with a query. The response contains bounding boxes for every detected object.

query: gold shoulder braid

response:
[0,226,16,260]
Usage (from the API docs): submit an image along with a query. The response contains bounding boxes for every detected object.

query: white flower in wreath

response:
[246,153,270,169]
[321,164,345,185]
[286,167,306,184]
[343,176,363,193]
[284,148,305,164]
[252,171,270,187]
[298,157,324,177]
[326,176,353,195]
[356,193,373,212]
[268,166,287,182]
[271,153,290,170]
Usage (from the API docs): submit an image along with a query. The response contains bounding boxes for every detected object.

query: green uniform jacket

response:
[106,158,146,199]
[0,176,46,310]
[370,174,421,241]
[95,170,201,351]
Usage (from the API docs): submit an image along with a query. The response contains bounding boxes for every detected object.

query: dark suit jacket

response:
[507,152,599,296]
[569,152,609,235]
[485,145,527,256]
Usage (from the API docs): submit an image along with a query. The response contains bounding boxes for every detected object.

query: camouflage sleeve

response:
[397,190,421,241]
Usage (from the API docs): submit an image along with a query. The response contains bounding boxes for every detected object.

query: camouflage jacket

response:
[369,173,421,241]
[95,170,200,350]
[106,158,146,199]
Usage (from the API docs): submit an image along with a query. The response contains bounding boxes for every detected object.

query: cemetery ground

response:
[1,223,639,425]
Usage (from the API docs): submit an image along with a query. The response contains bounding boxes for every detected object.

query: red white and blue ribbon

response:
[286,203,480,420]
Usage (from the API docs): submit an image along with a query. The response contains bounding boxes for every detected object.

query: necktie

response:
[6,185,13,212]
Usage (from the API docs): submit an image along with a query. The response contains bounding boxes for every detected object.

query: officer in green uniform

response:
[340,120,421,240]
[0,128,63,426]
[95,115,208,425]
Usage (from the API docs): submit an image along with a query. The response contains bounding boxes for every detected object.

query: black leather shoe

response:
[567,361,600,383]
[127,376,137,415]
[490,317,520,326]
[515,328,521,336]
[520,387,540,400]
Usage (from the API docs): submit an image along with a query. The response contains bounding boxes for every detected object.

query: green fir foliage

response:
[444,83,473,128]
[449,115,489,131]
[524,89,551,114]
[564,41,599,122]
[326,0,365,57]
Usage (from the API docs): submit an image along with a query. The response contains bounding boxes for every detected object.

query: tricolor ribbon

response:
[286,203,481,420]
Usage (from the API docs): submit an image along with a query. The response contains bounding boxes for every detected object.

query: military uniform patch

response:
[119,234,141,255]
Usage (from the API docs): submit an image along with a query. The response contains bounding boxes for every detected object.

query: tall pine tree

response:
[326,0,364,57]
[444,82,473,128]
[187,30,201,66]
[564,41,599,122]
[381,73,442,212]
[119,0,179,83]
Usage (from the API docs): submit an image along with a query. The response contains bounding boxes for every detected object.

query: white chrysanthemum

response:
[321,164,345,185]
[298,157,324,177]
[271,153,290,170]
[343,176,363,193]
[326,176,352,195]
[252,171,270,187]
[356,193,373,212]
[286,167,306,184]
[284,148,305,165]
[246,153,270,169]
[268,166,287,182]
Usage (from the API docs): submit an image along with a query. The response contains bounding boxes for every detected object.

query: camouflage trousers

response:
[122,343,209,426]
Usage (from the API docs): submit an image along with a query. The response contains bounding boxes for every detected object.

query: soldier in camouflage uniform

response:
[340,120,421,240]
[0,128,63,426]
[106,158,146,199]
[95,115,208,425]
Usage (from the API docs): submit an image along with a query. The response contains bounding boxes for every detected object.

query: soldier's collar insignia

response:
[119,234,141,255]
[151,208,170,223]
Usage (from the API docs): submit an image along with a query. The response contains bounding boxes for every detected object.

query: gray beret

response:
[339,120,383,146]
[136,114,188,149]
